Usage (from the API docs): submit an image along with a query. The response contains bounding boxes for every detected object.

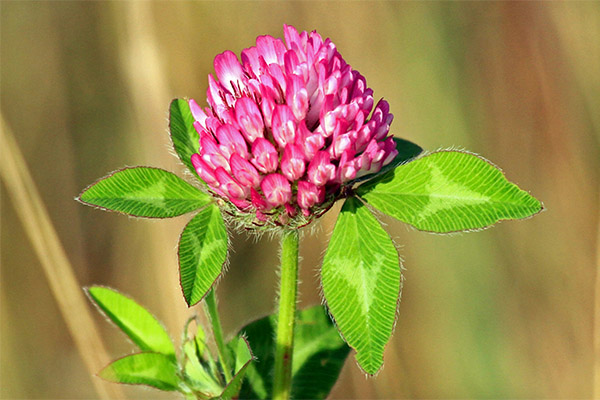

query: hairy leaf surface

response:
[321,197,400,375]
[237,305,350,399]
[219,337,254,399]
[169,98,200,178]
[99,352,179,391]
[358,150,543,232]
[88,287,175,357]
[178,204,228,306]
[78,167,209,218]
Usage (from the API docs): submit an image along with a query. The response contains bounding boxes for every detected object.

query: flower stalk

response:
[204,289,233,383]
[273,230,300,400]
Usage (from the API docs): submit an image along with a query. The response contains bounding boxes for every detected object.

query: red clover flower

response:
[190,25,397,227]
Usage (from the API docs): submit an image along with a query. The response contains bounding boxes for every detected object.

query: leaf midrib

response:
[363,190,536,208]
[345,206,379,371]
[85,195,206,202]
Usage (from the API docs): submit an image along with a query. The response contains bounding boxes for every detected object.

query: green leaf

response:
[170,98,200,178]
[219,337,254,400]
[78,167,210,218]
[181,317,222,397]
[237,305,350,399]
[99,352,180,391]
[357,150,544,233]
[182,340,223,396]
[182,333,253,399]
[88,287,176,358]
[178,204,228,306]
[351,137,423,184]
[321,197,400,375]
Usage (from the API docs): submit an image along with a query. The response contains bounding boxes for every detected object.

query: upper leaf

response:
[99,352,180,391]
[350,137,423,184]
[237,305,351,399]
[321,197,400,375]
[78,167,210,218]
[170,98,200,179]
[178,204,228,306]
[357,150,543,233]
[87,286,176,358]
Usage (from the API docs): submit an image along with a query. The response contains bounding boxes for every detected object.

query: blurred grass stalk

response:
[113,0,188,332]
[596,185,600,399]
[0,115,125,400]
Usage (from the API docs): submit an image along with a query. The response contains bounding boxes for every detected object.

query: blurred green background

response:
[2,1,599,399]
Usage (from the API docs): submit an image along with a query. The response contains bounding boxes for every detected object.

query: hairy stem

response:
[204,288,233,383]
[273,230,300,400]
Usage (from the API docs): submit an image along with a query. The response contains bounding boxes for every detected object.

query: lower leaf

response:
[235,305,350,399]
[219,337,254,399]
[99,352,180,391]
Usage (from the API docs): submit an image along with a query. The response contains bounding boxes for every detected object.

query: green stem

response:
[204,289,233,383]
[273,230,300,400]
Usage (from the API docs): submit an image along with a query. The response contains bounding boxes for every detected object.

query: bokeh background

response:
[2,2,599,399]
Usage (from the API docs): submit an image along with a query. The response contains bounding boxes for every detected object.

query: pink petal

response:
[207,74,226,109]
[259,83,278,129]
[241,46,261,78]
[251,138,279,173]
[338,150,358,183]
[297,180,325,210]
[214,167,248,200]
[331,132,354,159]
[200,135,229,171]
[230,197,251,210]
[280,144,306,181]
[307,151,336,186]
[296,120,324,159]
[191,154,218,185]
[381,137,398,166]
[271,105,297,147]
[251,187,269,211]
[285,203,298,217]
[189,99,208,125]
[216,125,249,159]
[255,35,287,65]
[261,174,292,207]
[213,50,245,95]
[235,97,264,143]
[286,74,309,120]
[230,153,261,188]
[283,24,303,51]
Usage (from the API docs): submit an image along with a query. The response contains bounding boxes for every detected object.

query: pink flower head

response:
[190,25,398,227]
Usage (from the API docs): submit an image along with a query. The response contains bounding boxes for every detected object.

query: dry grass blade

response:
[0,115,126,400]
[594,185,600,399]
